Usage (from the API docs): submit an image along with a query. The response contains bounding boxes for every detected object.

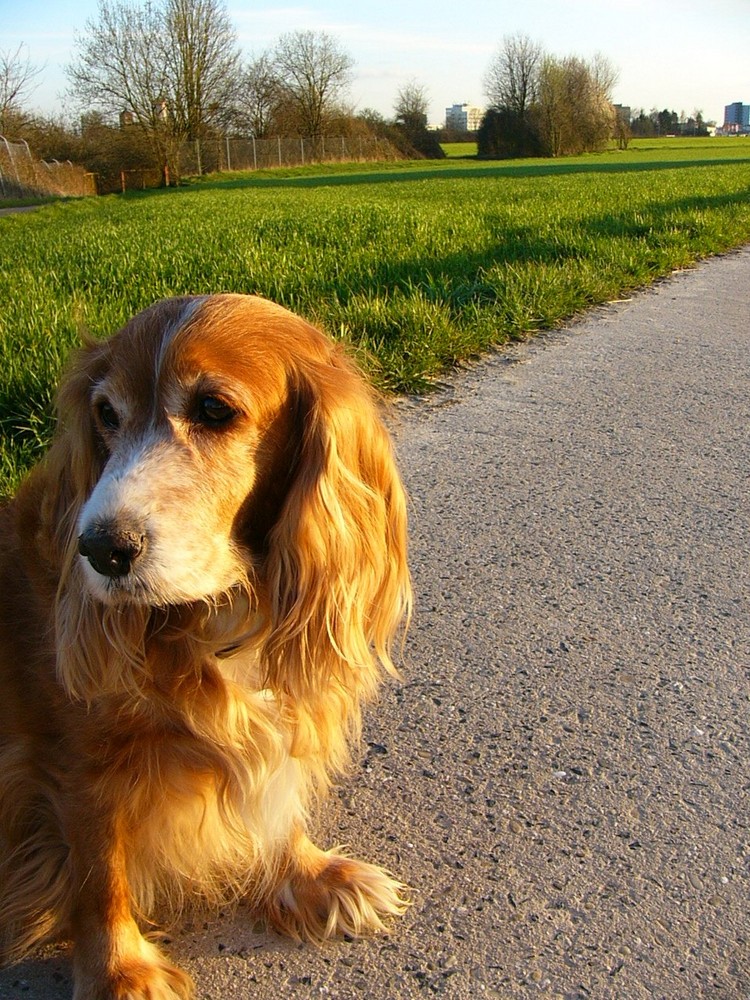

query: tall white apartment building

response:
[445,103,483,131]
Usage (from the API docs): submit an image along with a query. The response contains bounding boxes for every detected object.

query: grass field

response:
[441,142,478,157]
[1,137,750,491]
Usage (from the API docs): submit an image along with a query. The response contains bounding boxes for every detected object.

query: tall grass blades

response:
[1,139,750,492]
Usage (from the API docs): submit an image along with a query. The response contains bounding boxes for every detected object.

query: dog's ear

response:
[36,337,139,703]
[261,348,411,734]
[42,336,111,564]
[14,336,111,584]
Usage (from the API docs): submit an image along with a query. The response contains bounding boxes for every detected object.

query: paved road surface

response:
[0,206,43,217]
[2,249,749,999]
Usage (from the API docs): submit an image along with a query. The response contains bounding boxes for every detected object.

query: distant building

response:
[613,105,631,126]
[723,102,750,133]
[445,103,483,132]
[153,99,169,122]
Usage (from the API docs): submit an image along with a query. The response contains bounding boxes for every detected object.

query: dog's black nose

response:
[78,523,146,579]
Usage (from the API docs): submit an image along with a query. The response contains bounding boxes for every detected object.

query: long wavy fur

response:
[0,295,411,998]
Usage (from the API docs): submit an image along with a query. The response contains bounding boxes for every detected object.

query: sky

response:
[2,0,749,128]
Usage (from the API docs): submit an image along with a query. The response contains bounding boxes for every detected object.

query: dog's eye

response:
[97,401,120,431]
[195,395,236,426]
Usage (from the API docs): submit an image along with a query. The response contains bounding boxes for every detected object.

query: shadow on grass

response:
[309,186,750,304]
[271,184,750,388]
[181,156,750,193]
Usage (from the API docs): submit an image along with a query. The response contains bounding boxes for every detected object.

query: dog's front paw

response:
[267,837,409,941]
[73,935,194,1000]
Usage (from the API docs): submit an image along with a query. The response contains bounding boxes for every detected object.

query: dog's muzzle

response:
[78,521,147,579]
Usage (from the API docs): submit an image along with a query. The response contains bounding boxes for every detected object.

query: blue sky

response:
[2,0,749,127]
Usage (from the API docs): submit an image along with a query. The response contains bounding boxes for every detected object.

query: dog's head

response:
[48,294,410,700]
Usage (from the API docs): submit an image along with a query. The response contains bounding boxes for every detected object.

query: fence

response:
[0,133,399,199]
[119,168,165,193]
[0,136,97,199]
[178,134,400,176]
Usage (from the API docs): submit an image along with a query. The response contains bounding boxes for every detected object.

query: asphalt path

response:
[0,206,42,216]
[2,249,749,999]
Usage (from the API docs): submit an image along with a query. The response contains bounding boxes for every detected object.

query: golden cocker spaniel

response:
[0,294,411,999]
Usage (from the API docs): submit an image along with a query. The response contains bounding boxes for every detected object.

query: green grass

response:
[440,142,478,158]
[1,137,750,492]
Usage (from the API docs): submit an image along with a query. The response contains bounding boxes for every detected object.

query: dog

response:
[0,294,411,999]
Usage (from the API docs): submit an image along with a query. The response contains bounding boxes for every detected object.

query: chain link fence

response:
[178,134,399,176]
[0,136,97,199]
[1,133,399,199]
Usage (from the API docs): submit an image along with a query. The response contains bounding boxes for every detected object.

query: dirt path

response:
[0,205,43,216]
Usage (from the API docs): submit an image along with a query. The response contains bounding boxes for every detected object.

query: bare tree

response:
[67,0,242,179]
[484,33,542,117]
[589,52,618,106]
[482,33,543,157]
[535,56,566,157]
[0,43,42,134]
[164,0,242,138]
[68,0,179,177]
[393,79,429,132]
[236,52,281,137]
[392,80,444,158]
[272,30,353,136]
[537,54,615,156]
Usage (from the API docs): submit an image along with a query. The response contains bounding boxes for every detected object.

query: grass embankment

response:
[1,138,749,491]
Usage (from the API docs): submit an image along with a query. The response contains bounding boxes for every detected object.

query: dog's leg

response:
[265,827,409,942]
[67,810,192,1000]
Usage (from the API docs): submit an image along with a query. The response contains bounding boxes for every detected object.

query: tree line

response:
[477,34,711,157]
[2,0,445,189]
[65,0,375,184]
[629,108,709,138]
[1,9,713,192]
